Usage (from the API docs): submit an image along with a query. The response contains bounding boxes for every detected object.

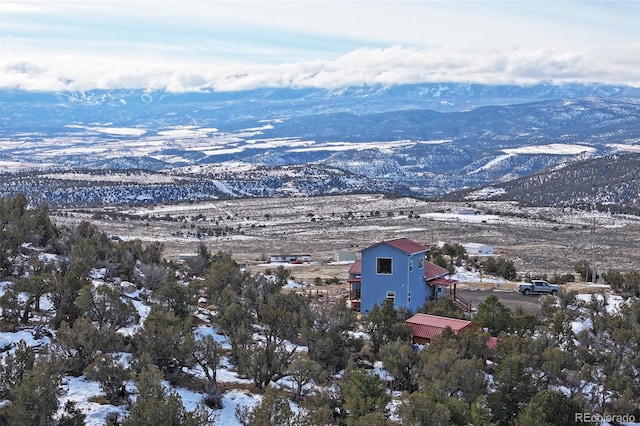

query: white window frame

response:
[386,291,396,304]
[376,257,393,275]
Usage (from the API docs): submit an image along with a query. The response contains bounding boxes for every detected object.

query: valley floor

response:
[51,194,640,281]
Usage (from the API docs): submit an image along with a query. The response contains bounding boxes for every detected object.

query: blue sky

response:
[1,1,639,91]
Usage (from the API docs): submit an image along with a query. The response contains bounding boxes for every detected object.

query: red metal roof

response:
[349,260,361,275]
[405,313,481,341]
[428,277,457,286]
[364,237,427,255]
[425,262,450,280]
[487,336,498,349]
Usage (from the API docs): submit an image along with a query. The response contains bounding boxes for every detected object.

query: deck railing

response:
[453,292,472,312]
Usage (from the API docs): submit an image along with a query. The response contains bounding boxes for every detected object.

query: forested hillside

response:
[0,194,639,425]
[445,153,640,215]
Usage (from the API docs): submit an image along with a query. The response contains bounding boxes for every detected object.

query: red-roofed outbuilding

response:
[405,313,497,348]
[406,313,482,344]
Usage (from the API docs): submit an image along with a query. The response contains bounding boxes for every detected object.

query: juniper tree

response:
[0,339,35,399]
[515,390,585,426]
[235,387,298,426]
[5,357,64,426]
[201,250,247,313]
[84,353,131,405]
[487,354,538,426]
[75,283,139,332]
[192,335,224,409]
[340,369,390,425]
[53,317,107,374]
[305,300,363,374]
[134,307,195,381]
[286,352,326,402]
[364,299,411,354]
[124,362,212,426]
[239,292,309,389]
[216,302,252,365]
[474,294,512,335]
[381,339,420,392]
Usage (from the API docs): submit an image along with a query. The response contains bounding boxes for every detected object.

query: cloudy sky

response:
[1,1,639,92]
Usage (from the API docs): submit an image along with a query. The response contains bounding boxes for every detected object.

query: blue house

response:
[349,237,469,313]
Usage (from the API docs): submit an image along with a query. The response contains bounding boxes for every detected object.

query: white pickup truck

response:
[519,280,559,296]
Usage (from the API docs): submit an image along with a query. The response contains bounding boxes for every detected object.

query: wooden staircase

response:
[453,292,472,313]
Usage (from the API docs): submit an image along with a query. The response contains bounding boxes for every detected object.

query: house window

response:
[418,257,424,269]
[377,258,392,274]
[386,291,395,304]
[407,291,411,303]
[409,259,413,272]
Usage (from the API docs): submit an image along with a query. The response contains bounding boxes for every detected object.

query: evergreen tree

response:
[75,283,139,332]
[471,395,499,426]
[286,352,326,402]
[51,267,90,328]
[85,353,131,405]
[201,251,246,314]
[154,278,194,320]
[134,307,195,381]
[474,294,512,335]
[5,358,64,426]
[364,299,411,354]
[515,390,585,426]
[14,253,55,319]
[124,362,212,426]
[305,299,362,374]
[216,302,252,365]
[381,339,420,392]
[488,354,538,426]
[192,335,224,409]
[0,340,35,399]
[396,389,451,426]
[240,292,309,389]
[0,194,57,257]
[341,369,390,425]
[53,317,109,374]
[419,346,487,403]
[57,400,87,426]
[422,296,466,319]
[235,387,297,426]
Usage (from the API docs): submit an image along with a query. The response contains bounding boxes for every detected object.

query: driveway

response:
[458,289,544,314]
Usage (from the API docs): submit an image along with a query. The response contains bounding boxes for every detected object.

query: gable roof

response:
[405,313,481,341]
[363,237,427,255]
[349,260,361,275]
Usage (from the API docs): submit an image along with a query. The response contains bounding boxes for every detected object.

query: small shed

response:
[334,249,357,262]
[463,243,494,256]
[405,313,483,345]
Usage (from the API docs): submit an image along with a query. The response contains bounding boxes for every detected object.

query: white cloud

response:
[2,44,639,92]
[1,1,639,91]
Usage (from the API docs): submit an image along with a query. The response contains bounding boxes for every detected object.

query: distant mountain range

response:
[1,83,639,211]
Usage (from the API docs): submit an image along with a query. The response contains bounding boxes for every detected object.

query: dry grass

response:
[51,194,640,282]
